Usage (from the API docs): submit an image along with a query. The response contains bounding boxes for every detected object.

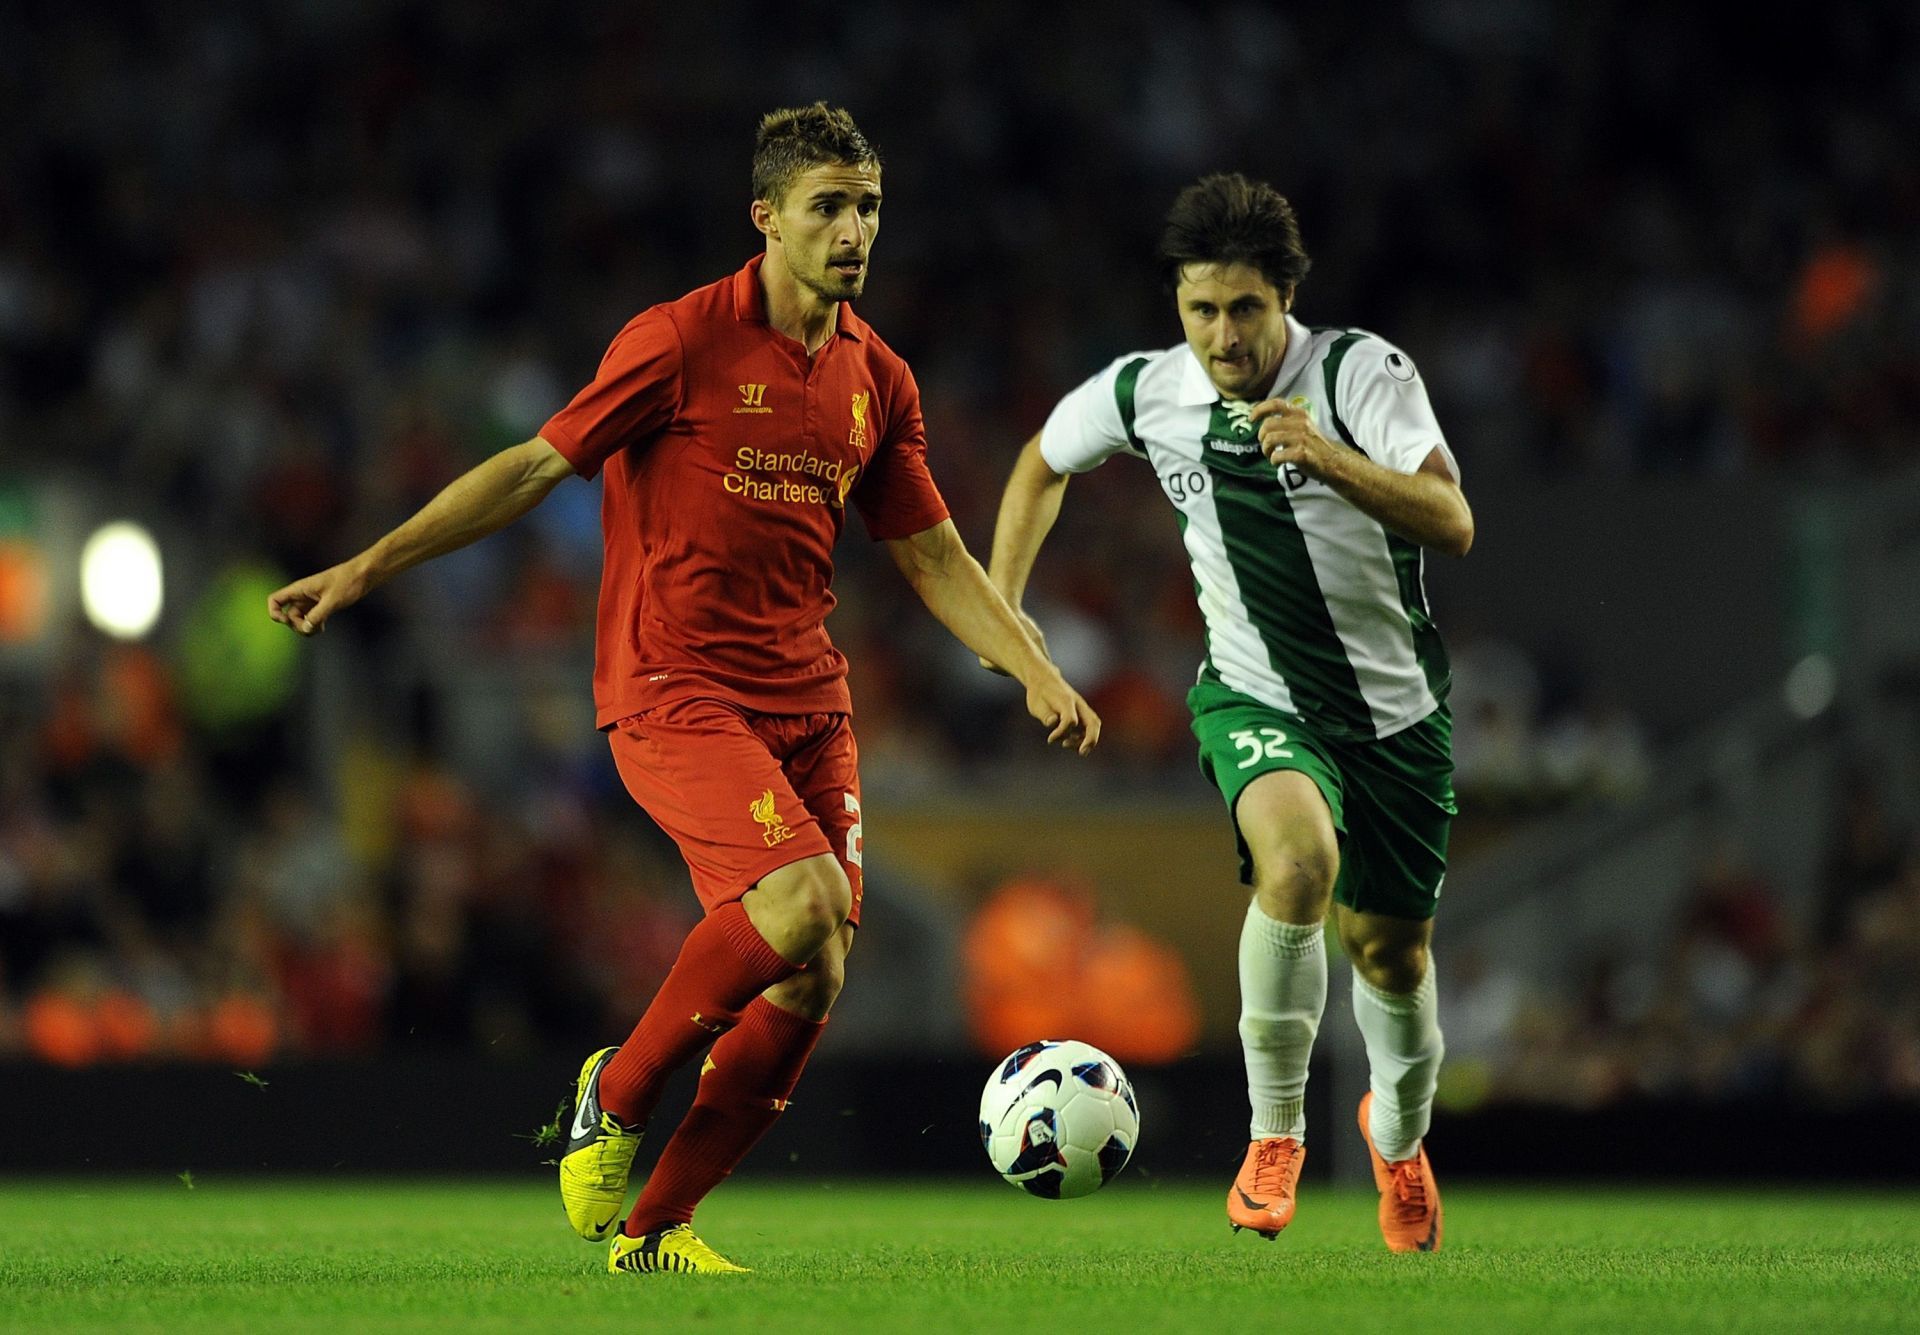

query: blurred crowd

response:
[7,632,1910,1117]
[1444,766,1920,1109]
[6,2,1914,784]
[1,3,1916,1098]
[0,639,700,1063]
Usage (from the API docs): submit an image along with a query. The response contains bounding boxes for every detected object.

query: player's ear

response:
[750,198,779,241]
[1280,285,1295,313]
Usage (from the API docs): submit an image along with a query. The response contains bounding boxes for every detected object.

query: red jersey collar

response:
[731,254,867,343]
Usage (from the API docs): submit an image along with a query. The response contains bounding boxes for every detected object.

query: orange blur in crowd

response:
[19,990,278,1068]
[963,876,1200,1066]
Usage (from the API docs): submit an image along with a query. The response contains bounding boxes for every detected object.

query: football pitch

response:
[2,1179,1915,1333]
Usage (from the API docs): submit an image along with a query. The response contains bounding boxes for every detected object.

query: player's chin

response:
[1210,368,1255,397]
[823,263,866,295]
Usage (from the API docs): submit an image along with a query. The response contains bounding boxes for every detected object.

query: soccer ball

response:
[978,1039,1140,1199]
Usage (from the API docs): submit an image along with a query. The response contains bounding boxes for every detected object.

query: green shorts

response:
[1189,678,1457,920]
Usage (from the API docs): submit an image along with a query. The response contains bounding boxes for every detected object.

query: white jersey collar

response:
[1177,346,1218,406]
[1176,314,1314,407]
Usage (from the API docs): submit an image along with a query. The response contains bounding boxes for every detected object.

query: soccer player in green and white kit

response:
[985,174,1471,1252]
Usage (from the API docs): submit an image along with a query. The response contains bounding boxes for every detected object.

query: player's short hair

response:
[1158,173,1312,295]
[752,102,882,207]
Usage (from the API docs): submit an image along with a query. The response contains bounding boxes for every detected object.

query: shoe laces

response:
[1387,1158,1429,1216]
[582,1119,641,1187]
[1250,1138,1300,1193]
[598,1112,642,1143]
[663,1225,732,1268]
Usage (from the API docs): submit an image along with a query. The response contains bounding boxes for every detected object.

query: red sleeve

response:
[854,360,951,540]
[538,308,682,480]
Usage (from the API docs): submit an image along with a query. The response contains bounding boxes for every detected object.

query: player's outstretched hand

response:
[1025,669,1102,756]
[267,560,370,636]
[979,607,1050,676]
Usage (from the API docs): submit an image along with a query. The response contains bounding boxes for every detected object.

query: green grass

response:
[1,1179,1916,1332]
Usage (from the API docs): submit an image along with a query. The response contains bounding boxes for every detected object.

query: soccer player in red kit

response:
[267,104,1101,1275]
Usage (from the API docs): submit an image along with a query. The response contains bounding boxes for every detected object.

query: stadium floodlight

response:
[1783,653,1836,720]
[80,521,164,640]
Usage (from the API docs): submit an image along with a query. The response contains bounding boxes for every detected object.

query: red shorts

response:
[607,698,864,926]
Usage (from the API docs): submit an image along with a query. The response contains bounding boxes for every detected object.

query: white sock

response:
[1238,905,1326,1141]
[1351,959,1444,1163]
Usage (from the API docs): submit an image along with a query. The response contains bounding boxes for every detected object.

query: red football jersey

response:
[538,255,950,726]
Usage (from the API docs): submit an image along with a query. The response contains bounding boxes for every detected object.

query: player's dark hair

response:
[752,102,882,206]
[1158,173,1311,295]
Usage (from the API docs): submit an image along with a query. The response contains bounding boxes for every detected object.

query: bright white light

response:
[1783,653,1836,719]
[80,521,164,640]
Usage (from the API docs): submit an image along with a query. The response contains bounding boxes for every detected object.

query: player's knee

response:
[767,931,848,1020]
[1350,935,1428,996]
[778,859,854,939]
[1252,841,1336,922]
[787,952,846,1015]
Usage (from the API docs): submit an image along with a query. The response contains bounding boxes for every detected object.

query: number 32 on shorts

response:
[1229,726,1294,769]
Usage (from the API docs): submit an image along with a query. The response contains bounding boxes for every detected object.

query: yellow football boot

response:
[608,1223,750,1275]
[558,1046,644,1241]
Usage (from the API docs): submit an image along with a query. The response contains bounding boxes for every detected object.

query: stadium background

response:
[1,1,1917,1189]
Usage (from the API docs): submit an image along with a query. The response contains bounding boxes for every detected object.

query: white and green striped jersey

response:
[1040,316,1457,742]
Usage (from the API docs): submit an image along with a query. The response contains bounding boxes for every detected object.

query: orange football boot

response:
[1226,1136,1305,1239]
[1356,1092,1442,1253]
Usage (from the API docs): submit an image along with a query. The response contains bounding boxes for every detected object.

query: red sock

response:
[626,996,826,1234]
[597,901,799,1128]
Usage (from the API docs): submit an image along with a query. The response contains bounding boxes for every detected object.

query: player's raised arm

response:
[1251,399,1473,557]
[883,518,1101,755]
[979,429,1070,673]
[266,436,577,636]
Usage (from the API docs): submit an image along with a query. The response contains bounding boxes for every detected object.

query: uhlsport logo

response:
[1202,398,1262,458]
[849,390,870,452]
[735,383,771,414]
[749,789,795,847]
[1203,396,1314,462]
